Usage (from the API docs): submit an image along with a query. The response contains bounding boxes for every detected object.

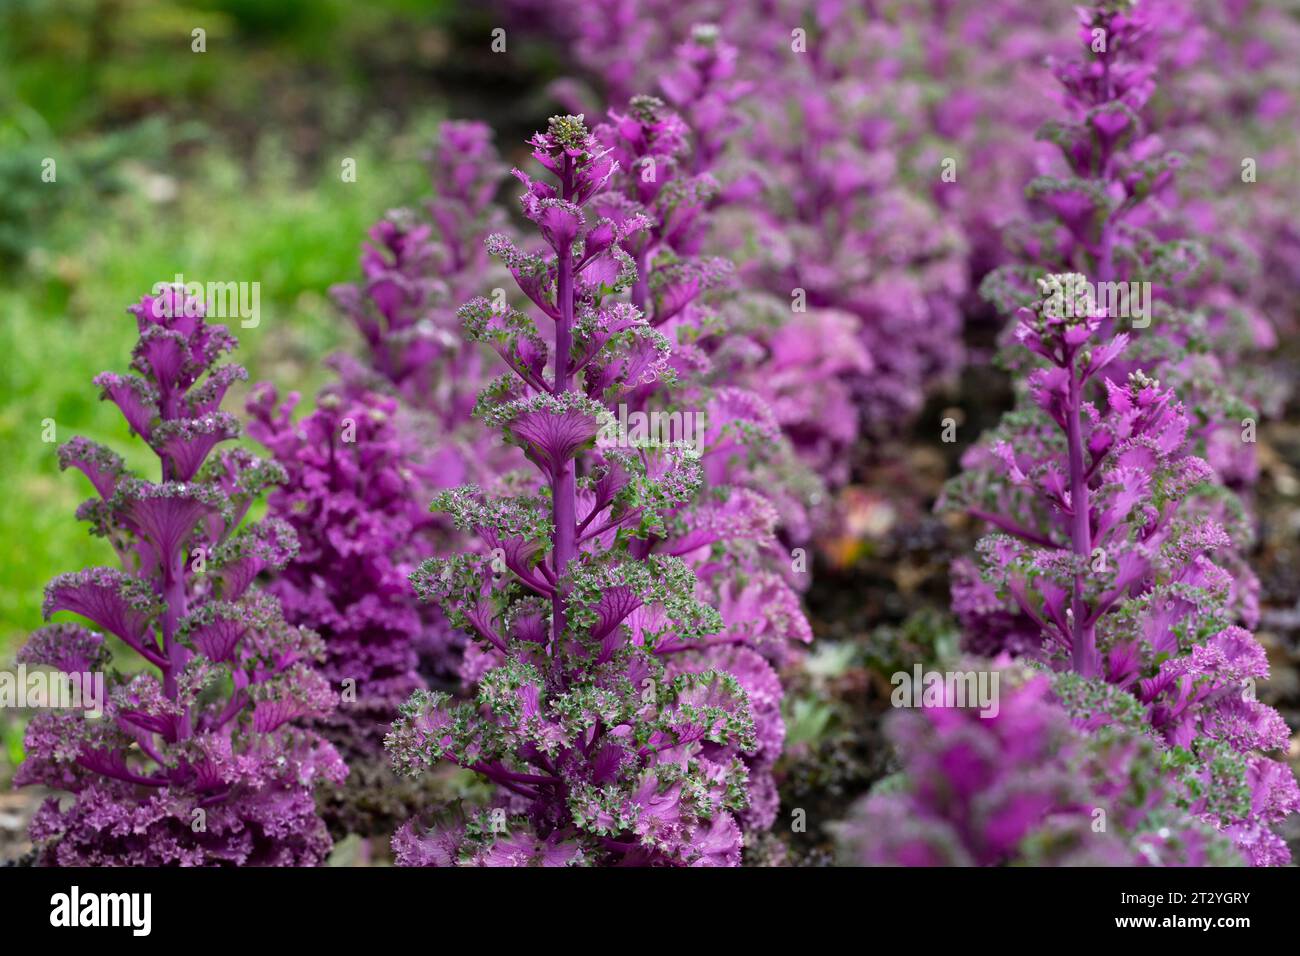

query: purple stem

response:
[631,249,650,315]
[551,156,578,647]
[1065,354,1097,676]
[968,507,1059,549]
[78,758,168,788]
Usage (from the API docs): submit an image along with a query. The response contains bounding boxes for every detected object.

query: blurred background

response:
[3,0,1299,864]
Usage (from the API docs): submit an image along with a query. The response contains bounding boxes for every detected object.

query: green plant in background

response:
[0,0,464,135]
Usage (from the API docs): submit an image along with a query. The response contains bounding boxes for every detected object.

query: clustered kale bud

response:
[17,287,345,865]
[518,5,968,481]
[386,114,805,866]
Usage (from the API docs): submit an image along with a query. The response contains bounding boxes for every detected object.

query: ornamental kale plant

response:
[17,287,345,866]
[247,385,432,759]
[512,6,967,469]
[900,0,1299,867]
[976,1,1274,485]
[448,95,814,835]
[433,96,815,844]
[952,0,1267,658]
[330,120,512,427]
[387,115,787,866]
[945,303,1298,864]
